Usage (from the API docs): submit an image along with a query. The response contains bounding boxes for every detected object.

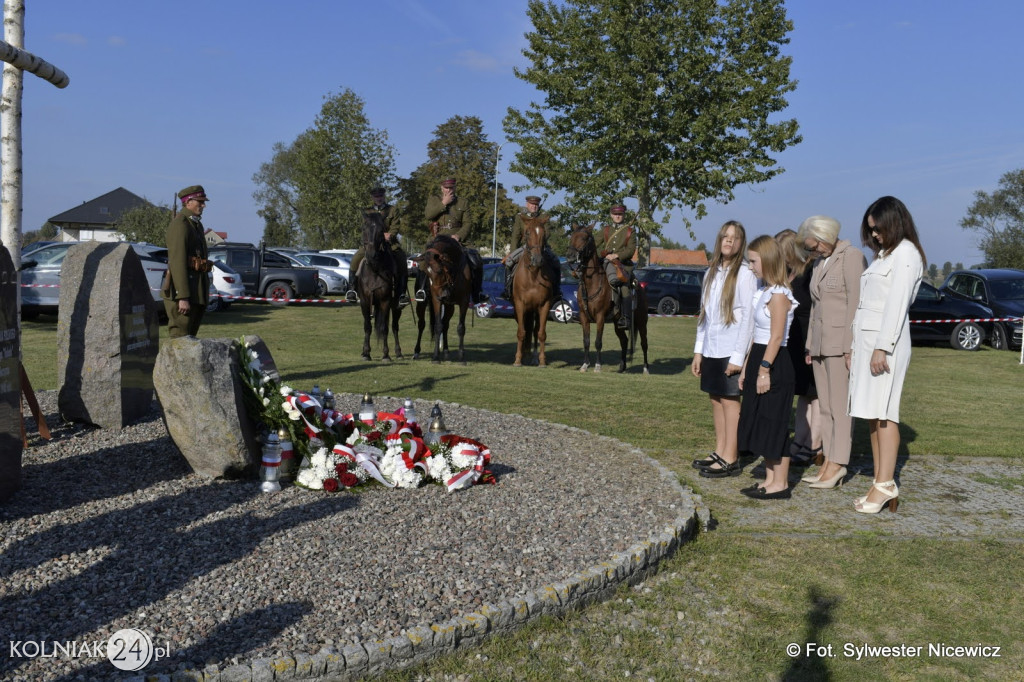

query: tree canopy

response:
[252,88,396,250]
[115,202,172,246]
[504,0,801,263]
[960,168,1024,269]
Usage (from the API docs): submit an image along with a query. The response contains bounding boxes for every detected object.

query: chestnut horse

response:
[565,224,649,374]
[357,212,403,362]
[413,234,472,364]
[512,216,559,366]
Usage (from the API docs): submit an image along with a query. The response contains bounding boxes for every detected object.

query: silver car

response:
[20,242,167,317]
[270,250,348,296]
[295,252,352,288]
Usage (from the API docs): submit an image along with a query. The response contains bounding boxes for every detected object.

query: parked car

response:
[294,252,352,292]
[20,242,167,317]
[634,265,705,316]
[272,250,347,296]
[478,260,580,322]
[207,242,318,302]
[908,282,993,351]
[206,260,247,311]
[942,269,1024,350]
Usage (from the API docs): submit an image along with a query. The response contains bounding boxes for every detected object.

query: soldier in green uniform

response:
[161,185,212,338]
[598,204,638,329]
[417,177,487,303]
[346,187,409,305]
[503,195,560,301]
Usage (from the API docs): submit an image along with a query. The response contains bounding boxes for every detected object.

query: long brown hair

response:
[774,229,811,277]
[699,220,748,326]
[861,196,927,265]
[749,235,789,288]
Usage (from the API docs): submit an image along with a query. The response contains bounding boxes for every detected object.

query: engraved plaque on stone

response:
[57,242,160,428]
[0,245,22,502]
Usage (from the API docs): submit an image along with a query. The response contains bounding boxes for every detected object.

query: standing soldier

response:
[347,187,409,305]
[503,195,560,301]
[598,204,638,329]
[161,185,212,338]
[418,177,487,303]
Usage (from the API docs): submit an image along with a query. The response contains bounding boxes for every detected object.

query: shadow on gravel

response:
[52,601,311,682]
[0,487,352,680]
[8,425,190,522]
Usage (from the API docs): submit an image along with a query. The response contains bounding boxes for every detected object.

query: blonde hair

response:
[749,235,789,288]
[774,229,810,276]
[797,215,841,245]
[699,220,747,326]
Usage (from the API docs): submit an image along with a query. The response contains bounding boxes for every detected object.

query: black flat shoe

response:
[699,459,742,478]
[740,483,764,494]
[692,453,721,470]
[743,487,792,500]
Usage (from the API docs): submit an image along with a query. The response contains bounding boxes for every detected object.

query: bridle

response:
[566,227,606,318]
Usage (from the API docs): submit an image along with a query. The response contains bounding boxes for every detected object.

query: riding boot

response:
[396,261,410,306]
[503,265,515,300]
[611,285,621,319]
[617,286,633,329]
[473,263,488,304]
[414,270,427,302]
[345,275,359,303]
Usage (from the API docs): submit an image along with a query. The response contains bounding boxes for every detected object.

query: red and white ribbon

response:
[333,443,394,488]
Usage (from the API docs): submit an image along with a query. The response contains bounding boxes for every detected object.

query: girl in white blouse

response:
[738,236,798,499]
[691,221,758,478]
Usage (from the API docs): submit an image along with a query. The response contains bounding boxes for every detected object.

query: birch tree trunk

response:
[1,0,25,265]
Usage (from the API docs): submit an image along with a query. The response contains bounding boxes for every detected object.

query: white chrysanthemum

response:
[296,468,322,489]
[279,385,293,396]
[310,449,328,468]
[380,449,422,489]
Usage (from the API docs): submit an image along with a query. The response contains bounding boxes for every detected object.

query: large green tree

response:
[960,168,1024,269]
[253,88,396,250]
[403,116,520,256]
[115,202,172,246]
[504,0,801,264]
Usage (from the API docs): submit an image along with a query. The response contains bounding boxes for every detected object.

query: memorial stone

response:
[0,245,22,502]
[153,336,263,478]
[56,242,159,428]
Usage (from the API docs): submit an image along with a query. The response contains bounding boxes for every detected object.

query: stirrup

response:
[414,289,427,302]
[398,292,410,306]
[345,290,358,303]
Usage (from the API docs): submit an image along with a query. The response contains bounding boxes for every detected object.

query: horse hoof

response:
[413,353,420,360]
[395,353,404,360]
[513,362,522,367]
[381,357,392,364]
[643,367,649,375]
[578,365,588,373]
[361,354,371,361]
[431,359,441,365]
[594,366,602,373]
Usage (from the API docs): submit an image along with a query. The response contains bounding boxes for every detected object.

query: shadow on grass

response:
[781,585,839,681]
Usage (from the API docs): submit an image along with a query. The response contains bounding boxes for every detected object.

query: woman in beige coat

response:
[797,216,866,490]
[848,197,925,514]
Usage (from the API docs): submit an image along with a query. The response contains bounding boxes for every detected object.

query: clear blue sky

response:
[15,0,1024,268]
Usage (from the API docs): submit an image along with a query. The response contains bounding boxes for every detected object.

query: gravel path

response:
[1,392,688,681]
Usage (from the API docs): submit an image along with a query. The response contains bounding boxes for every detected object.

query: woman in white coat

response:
[848,196,925,514]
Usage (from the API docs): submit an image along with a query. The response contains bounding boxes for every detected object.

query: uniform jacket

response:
[511,211,551,249]
[161,207,209,305]
[805,239,867,357]
[424,194,470,242]
[599,221,637,261]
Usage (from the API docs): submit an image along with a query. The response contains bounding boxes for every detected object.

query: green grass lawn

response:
[18,302,1024,680]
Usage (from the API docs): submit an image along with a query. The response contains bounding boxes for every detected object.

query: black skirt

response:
[699,356,741,397]
[738,344,795,460]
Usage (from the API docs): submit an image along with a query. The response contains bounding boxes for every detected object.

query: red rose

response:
[323,478,339,492]
[335,462,348,476]
[410,423,423,438]
[367,430,382,442]
[339,472,359,487]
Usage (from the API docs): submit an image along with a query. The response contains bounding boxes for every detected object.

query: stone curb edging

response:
[128,405,703,682]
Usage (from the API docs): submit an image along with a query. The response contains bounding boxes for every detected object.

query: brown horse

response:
[357,212,403,362]
[512,216,559,366]
[413,234,472,364]
[565,224,649,374]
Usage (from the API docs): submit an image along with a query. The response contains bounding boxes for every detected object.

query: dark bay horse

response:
[512,215,558,366]
[565,224,649,374]
[357,212,402,362]
[413,234,472,364]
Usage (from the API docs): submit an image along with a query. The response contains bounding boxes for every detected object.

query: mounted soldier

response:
[599,204,638,329]
[503,195,561,301]
[347,186,409,305]
[416,177,488,304]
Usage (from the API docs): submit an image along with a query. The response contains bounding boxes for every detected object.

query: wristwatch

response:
[760,360,772,369]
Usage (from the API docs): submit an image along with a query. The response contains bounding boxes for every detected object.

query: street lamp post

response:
[491,143,503,257]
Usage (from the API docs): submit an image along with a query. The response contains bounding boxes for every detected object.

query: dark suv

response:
[635,265,705,316]
[941,269,1024,350]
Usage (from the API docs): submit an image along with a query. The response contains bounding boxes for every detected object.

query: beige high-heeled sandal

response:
[854,480,899,513]
[808,466,847,489]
